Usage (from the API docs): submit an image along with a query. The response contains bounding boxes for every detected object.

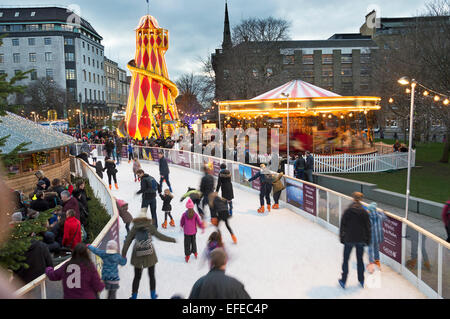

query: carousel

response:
[218,79,381,155]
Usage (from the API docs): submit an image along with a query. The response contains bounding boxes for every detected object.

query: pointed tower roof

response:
[222,1,232,50]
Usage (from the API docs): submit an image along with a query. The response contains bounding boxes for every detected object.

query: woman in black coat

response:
[103,156,118,190]
[215,164,234,215]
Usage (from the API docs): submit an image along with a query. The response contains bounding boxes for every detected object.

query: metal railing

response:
[14,155,119,299]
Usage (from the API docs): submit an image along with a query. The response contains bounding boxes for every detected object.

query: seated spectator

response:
[48,205,62,226]
[46,243,105,299]
[62,209,82,250]
[35,180,48,193]
[49,211,66,246]
[43,231,61,255]
[35,170,51,190]
[44,190,62,209]
[49,178,65,197]
[61,190,80,221]
[14,233,53,285]
[30,191,50,212]
[61,178,74,195]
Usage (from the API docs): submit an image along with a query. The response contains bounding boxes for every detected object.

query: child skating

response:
[160,189,175,229]
[132,158,142,182]
[180,187,205,220]
[87,240,127,299]
[209,192,237,244]
[180,198,205,262]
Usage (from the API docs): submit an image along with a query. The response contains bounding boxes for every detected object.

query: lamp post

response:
[78,93,83,138]
[281,92,290,171]
[397,76,416,220]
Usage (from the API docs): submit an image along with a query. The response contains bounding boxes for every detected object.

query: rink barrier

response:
[77,144,449,299]
[14,155,120,298]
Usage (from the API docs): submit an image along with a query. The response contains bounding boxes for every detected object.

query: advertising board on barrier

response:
[286,179,317,216]
[150,148,159,162]
[177,151,190,168]
[380,215,402,263]
[213,159,221,176]
[121,145,128,159]
[250,167,261,191]
[239,164,252,188]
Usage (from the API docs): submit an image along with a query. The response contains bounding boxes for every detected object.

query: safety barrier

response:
[14,155,119,299]
[78,144,448,298]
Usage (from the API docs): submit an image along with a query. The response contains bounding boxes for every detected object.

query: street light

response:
[78,92,83,138]
[398,76,416,220]
[280,92,290,170]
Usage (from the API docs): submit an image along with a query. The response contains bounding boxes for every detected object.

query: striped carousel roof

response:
[251,79,341,100]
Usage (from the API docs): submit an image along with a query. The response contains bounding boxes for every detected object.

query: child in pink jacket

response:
[180,198,204,263]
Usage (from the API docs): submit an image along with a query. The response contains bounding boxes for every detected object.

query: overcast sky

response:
[3,0,430,80]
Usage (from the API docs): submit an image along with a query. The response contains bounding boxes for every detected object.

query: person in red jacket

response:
[443,199,450,243]
[62,209,82,250]
[62,178,74,195]
[61,190,80,221]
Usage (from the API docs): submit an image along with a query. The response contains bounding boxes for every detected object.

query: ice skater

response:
[247,163,273,213]
[180,198,205,262]
[104,156,118,190]
[209,192,237,244]
[158,150,173,193]
[216,163,234,216]
[160,189,175,229]
[136,169,161,228]
[365,202,386,272]
[132,158,142,182]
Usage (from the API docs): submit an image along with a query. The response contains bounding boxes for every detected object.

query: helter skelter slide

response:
[118,15,180,139]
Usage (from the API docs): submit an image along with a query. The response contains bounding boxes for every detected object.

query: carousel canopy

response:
[218,79,380,117]
[251,79,341,100]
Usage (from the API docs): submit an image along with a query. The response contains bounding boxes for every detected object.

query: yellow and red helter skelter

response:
[124,15,179,139]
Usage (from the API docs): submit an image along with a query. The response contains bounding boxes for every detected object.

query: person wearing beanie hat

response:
[160,189,175,229]
[122,208,176,299]
[9,212,23,226]
[87,241,127,299]
[180,198,205,263]
[365,202,386,271]
[209,192,237,244]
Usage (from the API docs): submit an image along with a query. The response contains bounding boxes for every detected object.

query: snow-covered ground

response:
[105,159,425,299]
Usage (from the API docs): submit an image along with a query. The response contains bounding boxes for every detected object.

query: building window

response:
[83,70,86,81]
[102,91,104,101]
[0,70,5,75]
[46,69,53,80]
[30,70,37,80]
[45,52,52,62]
[13,53,20,63]
[0,13,3,18]
[88,57,90,65]
[83,41,85,48]
[87,43,90,50]
[266,68,273,77]
[92,46,94,53]
[25,24,40,31]
[283,55,294,65]
[11,25,22,32]
[65,52,75,62]
[28,38,36,46]
[341,65,352,76]
[360,54,370,64]
[302,64,314,77]
[322,54,333,64]
[97,61,99,68]
[101,62,103,69]
[64,38,74,45]
[12,39,19,46]
[30,11,36,17]
[223,69,230,79]
[0,54,3,63]
[42,24,54,31]
[97,74,99,83]
[61,24,74,32]
[96,48,98,55]
[94,90,96,100]
[93,73,96,84]
[85,88,87,100]
[360,65,370,77]
[0,25,8,32]
[322,65,333,77]
[302,55,313,64]
[341,82,353,91]
[44,37,52,45]
[341,54,352,63]
[385,119,398,128]
[83,55,86,64]
[29,53,36,62]
[14,12,19,17]
[66,69,76,80]
[89,89,92,100]
[89,72,91,82]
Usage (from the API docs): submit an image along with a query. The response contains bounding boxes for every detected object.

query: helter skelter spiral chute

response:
[121,15,180,139]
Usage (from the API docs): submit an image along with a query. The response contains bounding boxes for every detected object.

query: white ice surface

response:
[103,159,426,299]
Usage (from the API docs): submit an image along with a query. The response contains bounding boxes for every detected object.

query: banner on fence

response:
[380,215,402,263]
[303,184,317,216]
[121,146,127,159]
[250,167,261,191]
[286,179,304,210]
[239,164,252,188]
[177,151,190,168]
[150,149,159,162]
[213,159,221,176]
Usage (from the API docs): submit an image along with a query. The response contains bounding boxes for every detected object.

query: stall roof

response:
[0,112,76,154]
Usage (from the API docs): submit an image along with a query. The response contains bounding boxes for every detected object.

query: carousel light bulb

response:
[349,113,353,117]
[423,91,429,96]
[340,115,344,119]
[444,99,449,105]
[405,88,411,93]
[364,110,368,114]
[322,113,326,118]
[328,114,332,119]
[434,95,440,101]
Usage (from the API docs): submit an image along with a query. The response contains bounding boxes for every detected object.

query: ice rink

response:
[105,159,425,299]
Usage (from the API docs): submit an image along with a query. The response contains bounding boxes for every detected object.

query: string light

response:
[388,98,394,103]
[434,95,440,101]
[423,91,429,96]
[405,88,411,93]
[444,99,449,105]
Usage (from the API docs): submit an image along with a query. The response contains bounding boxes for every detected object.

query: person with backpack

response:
[121,209,176,299]
[215,163,234,216]
[136,169,161,229]
[87,241,127,299]
[46,243,105,299]
[180,198,205,263]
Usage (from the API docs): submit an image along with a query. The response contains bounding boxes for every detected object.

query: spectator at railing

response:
[61,191,80,221]
[73,180,90,227]
[44,189,62,209]
[49,210,66,246]
[30,191,50,212]
[46,243,105,299]
[62,209,81,250]
[43,231,61,255]
[49,179,65,197]
[61,178,74,195]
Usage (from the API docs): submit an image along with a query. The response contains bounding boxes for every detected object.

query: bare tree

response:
[232,17,291,44]
[175,73,205,122]
[25,77,67,118]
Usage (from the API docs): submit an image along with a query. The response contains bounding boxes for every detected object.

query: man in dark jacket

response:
[30,191,50,212]
[293,152,306,180]
[14,238,53,285]
[199,163,215,213]
[49,178,65,197]
[248,163,273,214]
[189,248,250,299]
[216,163,234,215]
[136,169,161,228]
[158,151,173,192]
[338,192,371,289]
[304,151,314,182]
[105,138,115,158]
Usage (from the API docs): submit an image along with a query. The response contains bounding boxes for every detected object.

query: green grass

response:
[332,142,450,203]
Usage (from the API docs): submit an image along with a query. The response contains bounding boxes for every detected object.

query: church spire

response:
[222,1,232,50]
